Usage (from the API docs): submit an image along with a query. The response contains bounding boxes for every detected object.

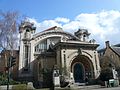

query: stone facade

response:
[104,41,120,68]
[18,21,100,87]
[98,41,120,78]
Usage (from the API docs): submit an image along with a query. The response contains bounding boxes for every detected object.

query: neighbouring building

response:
[18,21,100,87]
[98,41,120,79]
[0,50,19,79]
[0,52,5,73]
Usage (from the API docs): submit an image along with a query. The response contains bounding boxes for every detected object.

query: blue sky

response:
[1,0,120,48]
[1,0,120,21]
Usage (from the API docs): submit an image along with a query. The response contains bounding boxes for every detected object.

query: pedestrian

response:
[107,80,109,87]
[85,76,88,85]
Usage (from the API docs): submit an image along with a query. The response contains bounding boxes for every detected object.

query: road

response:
[92,87,120,90]
[55,85,120,90]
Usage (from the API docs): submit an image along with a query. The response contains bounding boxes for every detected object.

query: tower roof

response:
[19,21,36,33]
[43,26,63,32]
[75,29,90,36]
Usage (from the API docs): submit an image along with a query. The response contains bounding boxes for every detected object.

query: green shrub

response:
[0,73,8,85]
[100,67,113,81]
[12,84,27,90]
[0,73,21,85]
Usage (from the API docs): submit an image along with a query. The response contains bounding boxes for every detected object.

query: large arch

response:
[71,55,94,83]
[33,30,78,40]
[32,30,79,46]
[32,30,80,55]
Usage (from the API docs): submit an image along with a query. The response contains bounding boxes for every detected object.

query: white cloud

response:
[27,10,120,48]
[26,18,62,32]
[39,20,62,31]
[26,17,41,27]
[73,10,120,46]
[55,17,70,23]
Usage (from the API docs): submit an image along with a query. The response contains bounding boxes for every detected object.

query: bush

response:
[88,78,96,85]
[0,73,21,85]
[0,73,8,85]
[100,67,113,81]
[42,69,53,88]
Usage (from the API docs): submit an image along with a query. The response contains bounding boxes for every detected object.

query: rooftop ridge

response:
[44,26,58,31]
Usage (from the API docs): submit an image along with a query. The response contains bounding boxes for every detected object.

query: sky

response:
[0,0,120,48]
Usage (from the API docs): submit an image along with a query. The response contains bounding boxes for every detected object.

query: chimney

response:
[105,41,110,48]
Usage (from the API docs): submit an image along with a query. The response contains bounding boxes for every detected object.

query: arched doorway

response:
[73,63,84,83]
[71,55,94,83]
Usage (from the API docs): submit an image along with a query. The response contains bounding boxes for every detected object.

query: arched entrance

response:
[71,55,94,83]
[73,63,84,83]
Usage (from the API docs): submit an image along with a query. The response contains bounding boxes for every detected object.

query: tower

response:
[19,21,36,79]
[74,29,90,42]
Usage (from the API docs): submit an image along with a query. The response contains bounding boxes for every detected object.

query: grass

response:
[12,84,27,90]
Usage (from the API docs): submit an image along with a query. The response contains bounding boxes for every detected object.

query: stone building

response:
[98,41,120,78]
[0,50,19,79]
[0,52,6,73]
[18,21,100,87]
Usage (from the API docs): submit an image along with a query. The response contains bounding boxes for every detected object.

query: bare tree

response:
[0,11,20,51]
[0,11,21,89]
[0,11,20,73]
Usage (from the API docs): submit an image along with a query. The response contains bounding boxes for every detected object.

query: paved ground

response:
[55,85,120,90]
[38,86,120,90]
[55,87,120,90]
[92,87,120,90]
[1,85,120,90]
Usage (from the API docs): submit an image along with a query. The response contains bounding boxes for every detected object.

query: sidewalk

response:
[55,85,101,90]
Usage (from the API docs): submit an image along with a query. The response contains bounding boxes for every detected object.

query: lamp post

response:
[7,57,10,90]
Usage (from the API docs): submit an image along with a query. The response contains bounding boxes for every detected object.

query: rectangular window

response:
[35,40,47,53]
[63,54,67,75]
[94,52,98,70]
[24,45,29,68]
